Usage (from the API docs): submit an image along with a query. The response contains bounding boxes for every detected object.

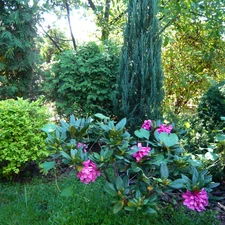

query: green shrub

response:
[42,41,120,117]
[198,80,225,131]
[0,98,50,178]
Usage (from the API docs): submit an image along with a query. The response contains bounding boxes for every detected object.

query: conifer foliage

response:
[0,0,39,100]
[117,0,163,131]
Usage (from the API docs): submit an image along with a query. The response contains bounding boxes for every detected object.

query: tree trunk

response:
[65,0,77,50]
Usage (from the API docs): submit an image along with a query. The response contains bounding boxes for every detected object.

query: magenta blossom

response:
[77,160,100,184]
[132,143,151,162]
[182,188,208,212]
[142,120,153,130]
[156,124,173,134]
[77,142,88,152]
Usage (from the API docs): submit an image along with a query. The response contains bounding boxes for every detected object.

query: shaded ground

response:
[211,181,225,224]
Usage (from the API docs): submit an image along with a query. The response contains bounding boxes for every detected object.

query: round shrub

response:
[42,41,120,117]
[198,80,225,130]
[0,98,50,178]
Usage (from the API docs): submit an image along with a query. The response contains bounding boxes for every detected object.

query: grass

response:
[0,174,221,225]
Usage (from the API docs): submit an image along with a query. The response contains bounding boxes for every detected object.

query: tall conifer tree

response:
[117,0,163,130]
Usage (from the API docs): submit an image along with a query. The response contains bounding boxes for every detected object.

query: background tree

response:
[116,0,163,131]
[0,0,41,100]
[39,27,72,63]
[161,0,225,114]
[85,0,128,41]
[42,0,79,50]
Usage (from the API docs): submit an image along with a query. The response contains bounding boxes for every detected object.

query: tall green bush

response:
[116,0,163,131]
[42,41,120,117]
[0,98,50,178]
[0,0,41,100]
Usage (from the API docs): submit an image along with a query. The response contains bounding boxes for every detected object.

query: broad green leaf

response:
[40,161,55,172]
[160,162,169,179]
[69,115,76,125]
[134,128,150,139]
[60,151,72,161]
[123,176,129,188]
[115,118,127,130]
[104,182,117,196]
[208,182,220,189]
[95,113,109,120]
[60,186,73,197]
[191,167,199,186]
[143,207,157,214]
[148,194,157,202]
[41,124,57,133]
[159,133,178,147]
[115,176,123,190]
[131,165,142,172]
[124,206,135,212]
[135,190,141,199]
[113,201,123,214]
[169,179,186,189]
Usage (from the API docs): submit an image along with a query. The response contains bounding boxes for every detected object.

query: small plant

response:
[41,113,219,214]
[0,98,50,178]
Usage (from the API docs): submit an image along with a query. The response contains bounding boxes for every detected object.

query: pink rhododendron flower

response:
[156,124,173,134]
[77,142,88,152]
[142,120,153,130]
[182,188,208,212]
[132,143,151,162]
[77,160,100,184]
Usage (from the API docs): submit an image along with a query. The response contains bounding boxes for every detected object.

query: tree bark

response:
[65,0,77,50]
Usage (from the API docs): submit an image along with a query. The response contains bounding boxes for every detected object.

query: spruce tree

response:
[117,0,163,131]
[0,0,40,100]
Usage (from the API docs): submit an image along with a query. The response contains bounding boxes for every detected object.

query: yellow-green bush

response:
[0,98,50,178]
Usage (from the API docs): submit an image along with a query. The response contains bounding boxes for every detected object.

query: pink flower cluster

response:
[77,142,88,152]
[77,160,100,184]
[132,143,151,162]
[182,188,208,212]
[142,120,153,130]
[156,124,173,134]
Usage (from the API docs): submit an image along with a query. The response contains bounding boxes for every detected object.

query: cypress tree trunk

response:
[117,0,163,131]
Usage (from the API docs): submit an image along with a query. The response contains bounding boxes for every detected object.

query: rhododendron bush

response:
[41,114,219,214]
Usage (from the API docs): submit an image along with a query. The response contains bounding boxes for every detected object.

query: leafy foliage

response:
[42,41,120,117]
[0,98,50,178]
[162,0,225,114]
[41,113,219,214]
[198,81,225,130]
[0,0,41,100]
